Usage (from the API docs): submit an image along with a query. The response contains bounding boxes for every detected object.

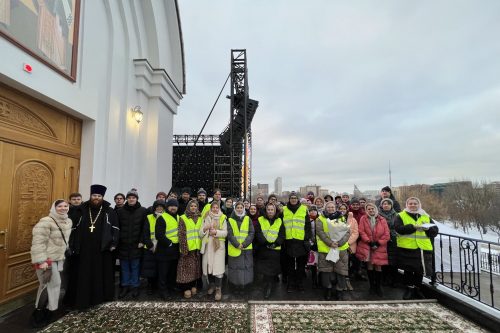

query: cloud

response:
[174,0,500,193]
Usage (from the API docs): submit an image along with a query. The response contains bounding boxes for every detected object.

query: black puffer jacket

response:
[116,202,147,259]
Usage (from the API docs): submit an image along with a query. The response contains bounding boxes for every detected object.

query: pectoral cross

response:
[89,224,95,232]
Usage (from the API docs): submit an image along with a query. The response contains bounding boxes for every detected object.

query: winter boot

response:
[131,287,140,298]
[367,270,375,294]
[30,308,48,328]
[324,288,333,301]
[345,278,354,291]
[414,287,426,299]
[337,290,344,301]
[118,286,130,299]
[207,283,215,295]
[214,287,222,301]
[375,271,383,297]
[264,283,272,300]
[403,286,414,300]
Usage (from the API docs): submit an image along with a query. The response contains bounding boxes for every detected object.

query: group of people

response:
[29,184,439,327]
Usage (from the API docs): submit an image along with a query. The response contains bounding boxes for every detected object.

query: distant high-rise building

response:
[274,177,283,195]
[256,183,269,197]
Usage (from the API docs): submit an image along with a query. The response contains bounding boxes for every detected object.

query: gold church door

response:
[0,83,81,306]
[0,143,79,304]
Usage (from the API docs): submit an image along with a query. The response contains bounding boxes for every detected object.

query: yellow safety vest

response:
[180,214,202,251]
[228,216,253,257]
[162,213,179,244]
[283,205,307,240]
[258,216,282,250]
[217,214,227,241]
[396,211,433,251]
[316,215,350,253]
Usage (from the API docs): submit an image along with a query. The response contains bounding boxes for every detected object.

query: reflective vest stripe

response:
[258,216,282,250]
[228,216,253,257]
[283,206,307,240]
[147,214,157,239]
[396,211,433,251]
[316,215,349,253]
[181,214,202,251]
[162,213,179,244]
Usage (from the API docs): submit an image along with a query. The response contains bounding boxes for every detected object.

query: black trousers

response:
[158,259,178,291]
[285,255,307,286]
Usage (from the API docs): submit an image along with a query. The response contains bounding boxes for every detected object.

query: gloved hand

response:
[303,241,311,252]
[374,241,380,247]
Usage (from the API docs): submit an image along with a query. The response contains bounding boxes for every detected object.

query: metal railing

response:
[430,232,499,309]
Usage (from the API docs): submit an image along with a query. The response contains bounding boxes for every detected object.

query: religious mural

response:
[0,0,80,78]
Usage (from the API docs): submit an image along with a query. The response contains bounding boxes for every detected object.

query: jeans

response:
[121,258,141,287]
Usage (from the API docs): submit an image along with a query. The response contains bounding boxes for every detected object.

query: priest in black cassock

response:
[68,184,120,310]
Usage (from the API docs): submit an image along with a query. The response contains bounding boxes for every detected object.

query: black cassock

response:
[71,202,118,310]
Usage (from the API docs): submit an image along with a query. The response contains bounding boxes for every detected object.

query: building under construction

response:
[172,50,258,198]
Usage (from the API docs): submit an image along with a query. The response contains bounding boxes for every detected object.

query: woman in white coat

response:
[199,201,227,301]
[30,199,72,327]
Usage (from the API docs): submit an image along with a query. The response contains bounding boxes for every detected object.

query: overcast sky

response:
[173,0,500,193]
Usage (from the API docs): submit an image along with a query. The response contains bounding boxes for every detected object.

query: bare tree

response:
[443,181,499,239]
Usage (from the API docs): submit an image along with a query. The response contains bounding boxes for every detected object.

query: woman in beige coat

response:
[199,202,227,301]
[30,199,72,327]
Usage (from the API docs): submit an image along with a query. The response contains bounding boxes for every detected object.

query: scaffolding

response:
[172,49,258,198]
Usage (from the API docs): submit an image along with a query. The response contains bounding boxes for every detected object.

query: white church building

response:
[0,0,184,309]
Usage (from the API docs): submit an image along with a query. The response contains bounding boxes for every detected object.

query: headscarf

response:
[233,202,246,219]
[248,204,259,220]
[365,203,379,230]
[49,199,69,222]
[404,197,428,216]
[204,202,223,251]
[184,199,200,220]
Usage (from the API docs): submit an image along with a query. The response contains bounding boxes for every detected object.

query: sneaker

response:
[184,290,192,299]
[191,287,197,296]
[207,286,215,295]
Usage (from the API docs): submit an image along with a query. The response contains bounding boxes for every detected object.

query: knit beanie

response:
[126,188,139,199]
[350,197,360,204]
[153,199,166,210]
[197,188,207,196]
[166,198,179,208]
[381,186,392,193]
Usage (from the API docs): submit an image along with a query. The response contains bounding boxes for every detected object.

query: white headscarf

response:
[49,199,69,222]
[404,197,428,216]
